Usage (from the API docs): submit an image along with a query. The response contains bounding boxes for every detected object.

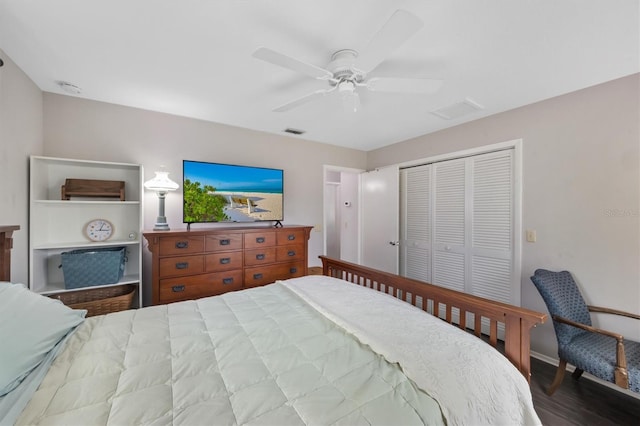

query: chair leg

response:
[547,359,567,396]
[572,368,584,380]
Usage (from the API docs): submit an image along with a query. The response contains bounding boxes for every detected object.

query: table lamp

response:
[144,169,179,231]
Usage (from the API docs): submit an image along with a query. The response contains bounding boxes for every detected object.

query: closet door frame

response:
[399,139,523,306]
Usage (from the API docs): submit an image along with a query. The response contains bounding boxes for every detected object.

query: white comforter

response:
[15,275,540,425]
[282,276,542,426]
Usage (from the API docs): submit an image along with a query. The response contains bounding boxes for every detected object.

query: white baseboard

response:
[530,351,640,400]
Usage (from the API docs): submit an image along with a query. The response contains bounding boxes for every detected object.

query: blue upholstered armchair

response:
[530,269,640,395]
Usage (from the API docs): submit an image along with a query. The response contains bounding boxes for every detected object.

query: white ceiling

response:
[1,0,638,151]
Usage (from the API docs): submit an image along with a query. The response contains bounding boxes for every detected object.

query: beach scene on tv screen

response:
[183,161,283,223]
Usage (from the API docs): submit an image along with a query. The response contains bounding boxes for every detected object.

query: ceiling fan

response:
[252,9,443,113]
[253,10,443,112]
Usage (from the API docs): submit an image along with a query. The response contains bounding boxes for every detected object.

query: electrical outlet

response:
[526,230,537,243]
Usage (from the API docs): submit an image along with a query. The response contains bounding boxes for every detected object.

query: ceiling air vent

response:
[431,98,484,120]
[283,128,305,135]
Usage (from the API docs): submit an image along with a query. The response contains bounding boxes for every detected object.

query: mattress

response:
[13,275,540,425]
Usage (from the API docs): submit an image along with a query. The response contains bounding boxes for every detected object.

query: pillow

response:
[0,282,85,396]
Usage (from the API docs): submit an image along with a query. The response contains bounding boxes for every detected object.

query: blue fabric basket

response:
[61,247,127,289]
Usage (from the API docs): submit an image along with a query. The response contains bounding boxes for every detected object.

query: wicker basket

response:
[51,284,136,317]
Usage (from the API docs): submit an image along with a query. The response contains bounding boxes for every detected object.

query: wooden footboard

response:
[320,256,546,382]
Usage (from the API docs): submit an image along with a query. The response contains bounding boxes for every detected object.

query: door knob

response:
[389,241,399,246]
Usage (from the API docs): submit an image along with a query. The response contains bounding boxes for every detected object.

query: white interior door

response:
[324,182,340,259]
[360,165,399,273]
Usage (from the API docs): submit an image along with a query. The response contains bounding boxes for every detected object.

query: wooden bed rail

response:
[320,256,547,382]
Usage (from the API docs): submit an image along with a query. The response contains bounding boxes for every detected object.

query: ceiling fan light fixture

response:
[337,80,355,93]
[338,80,360,112]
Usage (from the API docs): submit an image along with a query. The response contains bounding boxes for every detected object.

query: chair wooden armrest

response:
[553,314,629,388]
[588,305,640,320]
[552,315,623,340]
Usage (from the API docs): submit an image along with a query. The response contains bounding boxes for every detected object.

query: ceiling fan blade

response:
[253,47,334,80]
[352,9,423,75]
[366,77,443,94]
[273,88,335,112]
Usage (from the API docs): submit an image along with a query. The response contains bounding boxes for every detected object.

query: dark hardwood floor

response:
[530,357,640,425]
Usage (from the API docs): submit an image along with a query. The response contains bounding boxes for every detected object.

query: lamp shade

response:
[144,171,179,192]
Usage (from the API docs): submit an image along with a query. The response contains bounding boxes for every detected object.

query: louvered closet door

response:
[432,158,467,294]
[470,150,514,305]
[400,149,516,326]
[400,165,431,282]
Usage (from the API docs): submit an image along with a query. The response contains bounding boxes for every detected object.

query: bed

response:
[0,227,546,425]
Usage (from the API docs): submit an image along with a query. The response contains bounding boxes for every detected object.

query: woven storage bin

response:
[51,284,136,317]
[61,246,126,289]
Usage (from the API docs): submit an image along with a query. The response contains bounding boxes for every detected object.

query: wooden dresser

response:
[144,225,312,305]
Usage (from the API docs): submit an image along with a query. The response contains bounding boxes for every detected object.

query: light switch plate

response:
[526,230,537,243]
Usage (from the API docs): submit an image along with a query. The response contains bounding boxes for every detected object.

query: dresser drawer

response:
[159,270,243,303]
[159,236,205,256]
[244,247,276,266]
[244,261,305,288]
[159,255,204,278]
[205,234,243,252]
[205,251,243,272]
[244,231,276,249]
[276,244,304,262]
[277,230,305,245]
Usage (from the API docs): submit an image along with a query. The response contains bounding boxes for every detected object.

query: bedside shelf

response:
[33,239,140,250]
[29,156,144,309]
[33,200,141,205]
[36,274,141,295]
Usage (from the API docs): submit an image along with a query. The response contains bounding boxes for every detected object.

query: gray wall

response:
[41,93,368,284]
[367,73,640,358]
[0,47,367,297]
[0,49,44,284]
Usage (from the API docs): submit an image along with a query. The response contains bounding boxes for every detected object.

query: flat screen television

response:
[183,160,284,224]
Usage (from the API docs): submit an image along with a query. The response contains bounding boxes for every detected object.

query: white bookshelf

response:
[29,156,143,308]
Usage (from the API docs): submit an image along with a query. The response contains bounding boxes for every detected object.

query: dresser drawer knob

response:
[220,239,230,245]
[287,234,295,241]
[287,250,296,257]
[175,262,189,269]
[256,237,265,243]
[175,241,189,249]
[253,273,263,280]
[256,253,265,260]
[172,285,185,292]
[220,257,231,264]
[290,267,297,274]
[222,277,234,285]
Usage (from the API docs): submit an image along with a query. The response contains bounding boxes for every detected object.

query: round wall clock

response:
[84,219,114,242]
